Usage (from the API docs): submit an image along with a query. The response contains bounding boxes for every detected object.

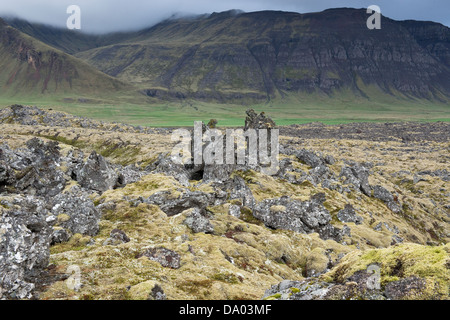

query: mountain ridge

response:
[74,8,450,103]
[1,8,450,105]
[0,18,129,98]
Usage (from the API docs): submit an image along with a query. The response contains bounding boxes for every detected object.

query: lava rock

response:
[183,208,214,234]
[253,194,343,241]
[373,185,402,213]
[103,229,130,246]
[146,190,215,217]
[244,109,276,130]
[0,208,51,299]
[148,284,167,300]
[77,151,118,193]
[137,247,181,269]
[384,277,426,300]
[337,204,363,225]
[50,186,101,237]
[340,162,372,196]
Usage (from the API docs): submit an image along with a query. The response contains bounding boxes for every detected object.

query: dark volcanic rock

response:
[384,277,426,300]
[280,122,450,143]
[264,270,386,300]
[151,152,192,186]
[77,151,118,193]
[0,208,52,299]
[337,204,363,225]
[146,189,215,217]
[373,185,402,213]
[253,194,343,241]
[148,284,167,300]
[103,229,131,246]
[137,247,181,269]
[244,109,276,130]
[116,165,145,187]
[50,186,101,237]
[220,175,256,209]
[294,149,325,168]
[340,162,372,196]
[1,138,66,197]
[183,208,214,234]
[0,160,15,189]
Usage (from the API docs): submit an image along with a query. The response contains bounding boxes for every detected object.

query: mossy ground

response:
[322,243,450,299]
[0,121,448,300]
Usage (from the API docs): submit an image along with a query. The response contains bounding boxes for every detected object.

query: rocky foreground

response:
[0,105,449,300]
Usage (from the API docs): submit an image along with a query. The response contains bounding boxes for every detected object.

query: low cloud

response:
[1,0,448,33]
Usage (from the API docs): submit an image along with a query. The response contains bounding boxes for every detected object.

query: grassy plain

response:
[1,93,448,127]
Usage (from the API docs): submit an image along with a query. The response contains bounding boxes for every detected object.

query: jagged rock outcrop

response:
[77,151,118,193]
[244,109,276,130]
[373,185,402,213]
[145,190,216,217]
[0,207,52,299]
[337,204,363,225]
[50,186,101,237]
[0,138,66,197]
[253,194,343,241]
[263,272,386,300]
[151,152,192,187]
[0,161,15,189]
[148,284,167,300]
[182,208,214,234]
[339,162,372,196]
[263,273,432,301]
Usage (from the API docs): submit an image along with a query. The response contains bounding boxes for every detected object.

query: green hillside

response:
[0,18,134,101]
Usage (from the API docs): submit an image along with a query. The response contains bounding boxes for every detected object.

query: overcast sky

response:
[1,0,449,33]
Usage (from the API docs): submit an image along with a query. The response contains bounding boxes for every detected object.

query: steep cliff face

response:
[74,9,450,102]
[401,20,450,67]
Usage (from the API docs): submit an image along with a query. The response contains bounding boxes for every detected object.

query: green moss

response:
[57,214,71,223]
[50,233,92,254]
[263,293,281,300]
[39,135,87,149]
[324,243,450,299]
[290,287,300,294]
[178,279,214,295]
[212,272,240,284]
[240,206,263,226]
[300,180,315,188]
[0,203,10,209]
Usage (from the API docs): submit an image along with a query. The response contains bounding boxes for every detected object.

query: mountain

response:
[3,9,450,105]
[70,8,450,103]
[4,17,136,55]
[0,18,127,97]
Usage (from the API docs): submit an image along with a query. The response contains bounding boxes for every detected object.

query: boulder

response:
[0,208,51,299]
[337,204,363,225]
[244,109,276,130]
[103,229,130,246]
[182,208,214,234]
[77,151,118,193]
[253,194,343,241]
[50,186,101,237]
[373,185,402,213]
[137,247,181,269]
[340,162,372,196]
[146,190,215,217]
